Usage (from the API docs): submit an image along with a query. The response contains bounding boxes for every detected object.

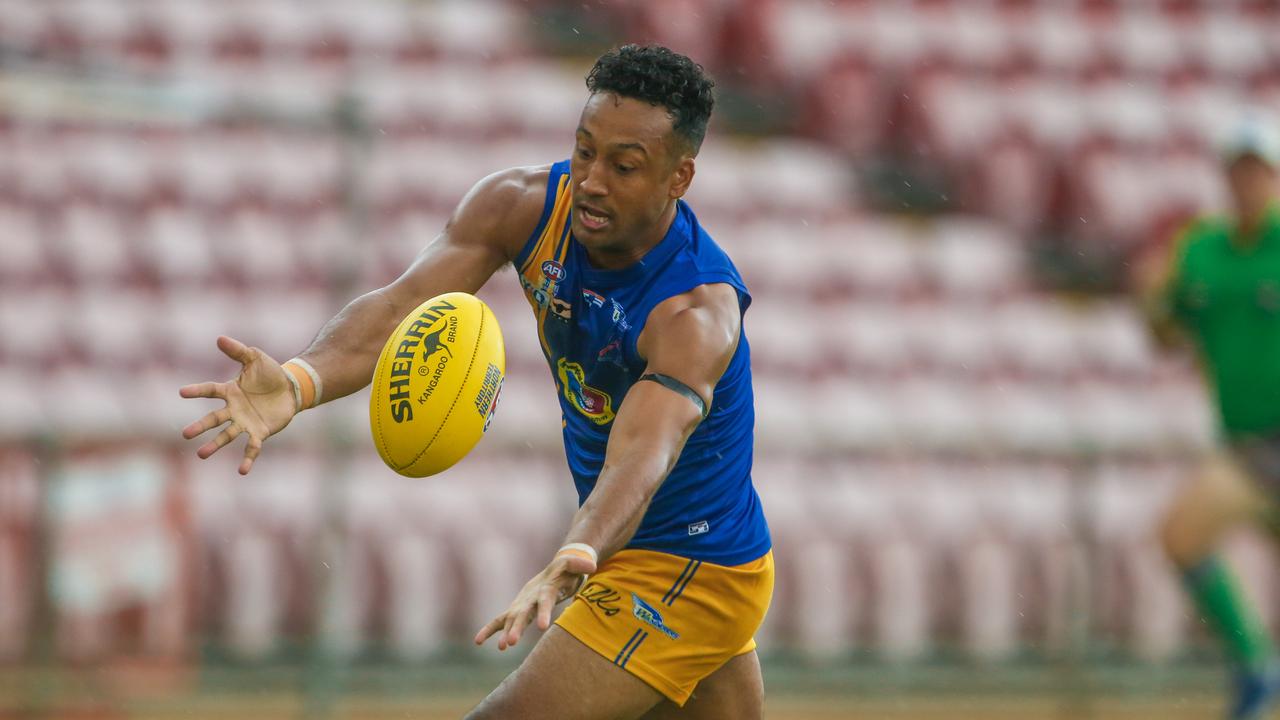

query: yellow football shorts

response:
[555,548,774,706]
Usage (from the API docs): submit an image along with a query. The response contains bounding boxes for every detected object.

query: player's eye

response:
[616,164,633,174]
[576,148,593,160]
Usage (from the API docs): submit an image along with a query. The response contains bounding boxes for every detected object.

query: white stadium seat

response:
[0,287,69,365]
[924,218,1024,298]
[51,203,131,281]
[141,207,217,284]
[991,300,1081,377]
[75,284,156,367]
[0,368,46,435]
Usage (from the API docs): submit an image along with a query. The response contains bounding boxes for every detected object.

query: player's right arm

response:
[1134,227,1190,350]
[179,165,549,474]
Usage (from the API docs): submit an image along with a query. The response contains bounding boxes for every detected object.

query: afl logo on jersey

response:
[542,260,566,282]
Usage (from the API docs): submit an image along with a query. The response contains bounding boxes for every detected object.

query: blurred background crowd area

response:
[2,0,1280,714]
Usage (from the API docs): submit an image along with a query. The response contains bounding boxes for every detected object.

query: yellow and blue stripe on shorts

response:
[555,547,774,705]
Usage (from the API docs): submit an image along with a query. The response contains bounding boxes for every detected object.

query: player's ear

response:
[668,155,695,200]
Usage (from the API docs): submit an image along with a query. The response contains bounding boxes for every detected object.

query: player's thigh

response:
[1161,450,1268,565]
[639,650,764,720]
[465,625,664,720]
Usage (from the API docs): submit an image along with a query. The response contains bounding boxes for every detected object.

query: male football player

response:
[1145,115,1280,720]
[181,45,772,720]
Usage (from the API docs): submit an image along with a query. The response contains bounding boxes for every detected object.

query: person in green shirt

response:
[1144,115,1280,720]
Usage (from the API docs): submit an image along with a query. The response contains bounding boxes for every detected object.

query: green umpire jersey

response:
[1168,203,1280,440]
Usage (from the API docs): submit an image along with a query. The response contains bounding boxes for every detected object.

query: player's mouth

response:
[577,204,610,232]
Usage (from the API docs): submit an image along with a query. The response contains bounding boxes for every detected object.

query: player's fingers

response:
[216,335,255,366]
[507,602,540,649]
[536,585,558,631]
[182,407,230,439]
[238,435,263,475]
[474,615,506,646]
[179,382,226,400]
[499,610,520,651]
[196,423,241,459]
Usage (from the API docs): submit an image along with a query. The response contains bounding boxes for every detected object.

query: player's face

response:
[570,93,694,259]
[1227,154,1278,221]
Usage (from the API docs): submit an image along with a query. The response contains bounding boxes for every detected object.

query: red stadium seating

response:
[0,0,1248,665]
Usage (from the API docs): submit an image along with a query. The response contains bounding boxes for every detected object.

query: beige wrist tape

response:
[283,358,323,410]
[556,543,598,566]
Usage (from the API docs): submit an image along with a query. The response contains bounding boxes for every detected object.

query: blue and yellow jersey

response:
[513,160,770,566]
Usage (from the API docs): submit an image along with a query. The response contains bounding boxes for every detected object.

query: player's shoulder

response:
[642,283,741,355]
[1180,213,1230,244]
[468,164,553,222]
[452,164,555,259]
[653,282,738,315]
[1171,213,1231,263]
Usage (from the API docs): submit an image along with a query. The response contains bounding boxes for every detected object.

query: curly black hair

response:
[585,44,715,156]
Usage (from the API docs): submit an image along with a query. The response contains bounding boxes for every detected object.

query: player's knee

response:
[1160,496,1228,570]
[1159,507,1195,569]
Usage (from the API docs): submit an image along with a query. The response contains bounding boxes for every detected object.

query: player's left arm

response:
[474,282,742,650]
[565,281,741,559]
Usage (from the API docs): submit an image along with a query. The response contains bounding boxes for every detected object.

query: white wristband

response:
[556,543,598,566]
[283,366,303,412]
[288,357,324,405]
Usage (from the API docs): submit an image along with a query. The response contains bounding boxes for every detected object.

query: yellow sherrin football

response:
[369,292,505,477]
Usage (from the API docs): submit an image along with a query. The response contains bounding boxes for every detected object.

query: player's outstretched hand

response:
[179,336,298,475]
[474,551,597,651]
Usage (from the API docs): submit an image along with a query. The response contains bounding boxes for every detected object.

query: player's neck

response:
[585,201,678,271]
[1235,206,1270,245]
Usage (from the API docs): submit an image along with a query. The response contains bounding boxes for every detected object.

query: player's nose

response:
[578,160,608,197]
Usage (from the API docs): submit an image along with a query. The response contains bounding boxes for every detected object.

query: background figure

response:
[1146,115,1280,720]
[2,1,1280,718]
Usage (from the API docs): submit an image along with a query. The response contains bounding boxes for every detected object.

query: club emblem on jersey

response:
[557,358,615,424]
[631,594,680,640]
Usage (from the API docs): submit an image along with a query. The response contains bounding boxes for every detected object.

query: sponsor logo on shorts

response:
[631,594,679,640]
[577,581,622,617]
[687,520,710,536]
